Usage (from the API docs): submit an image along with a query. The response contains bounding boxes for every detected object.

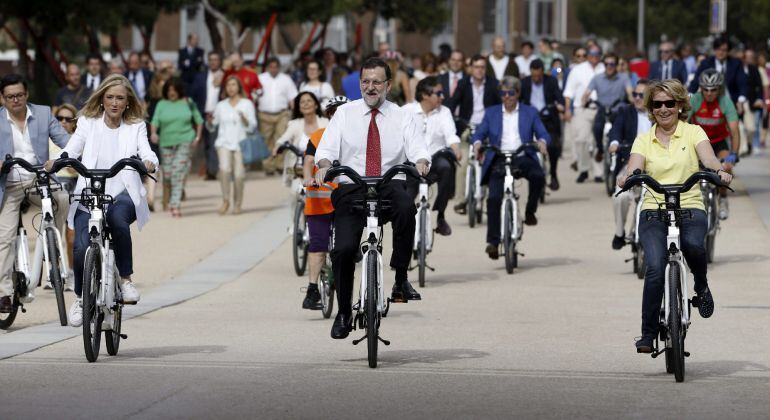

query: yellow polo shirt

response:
[630,121,708,211]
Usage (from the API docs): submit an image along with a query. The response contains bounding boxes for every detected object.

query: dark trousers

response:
[486,156,544,245]
[406,154,456,216]
[331,181,415,316]
[73,192,136,297]
[203,122,219,177]
[638,209,708,338]
[546,126,562,178]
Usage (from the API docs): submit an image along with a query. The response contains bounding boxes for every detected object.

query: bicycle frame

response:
[413,182,433,252]
[360,202,385,314]
[465,144,484,205]
[499,155,522,242]
[86,208,118,311]
[31,183,70,291]
[661,211,691,329]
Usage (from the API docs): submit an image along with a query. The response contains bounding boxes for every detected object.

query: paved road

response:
[1,157,770,419]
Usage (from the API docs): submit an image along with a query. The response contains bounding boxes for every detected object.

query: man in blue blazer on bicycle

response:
[471,76,550,260]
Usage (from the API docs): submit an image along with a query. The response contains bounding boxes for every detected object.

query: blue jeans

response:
[638,209,708,338]
[73,192,136,297]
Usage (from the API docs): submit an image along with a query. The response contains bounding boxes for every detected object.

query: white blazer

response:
[62,115,159,230]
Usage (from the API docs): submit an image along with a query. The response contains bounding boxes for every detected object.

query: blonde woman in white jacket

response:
[48,74,159,327]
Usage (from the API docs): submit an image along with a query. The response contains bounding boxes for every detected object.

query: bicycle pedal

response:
[377,336,391,346]
[624,257,634,263]
[517,252,526,257]
[684,351,690,357]
[352,334,367,345]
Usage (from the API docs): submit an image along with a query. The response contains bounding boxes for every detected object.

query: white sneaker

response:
[43,281,52,290]
[718,196,729,220]
[64,281,74,292]
[69,298,82,327]
[120,280,141,304]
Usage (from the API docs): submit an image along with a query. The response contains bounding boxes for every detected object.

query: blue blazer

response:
[472,103,551,185]
[0,104,70,203]
[648,59,689,84]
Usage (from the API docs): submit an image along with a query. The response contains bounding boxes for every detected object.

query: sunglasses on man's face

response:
[632,92,644,99]
[652,99,677,109]
[56,116,76,123]
[604,62,617,67]
[500,89,517,97]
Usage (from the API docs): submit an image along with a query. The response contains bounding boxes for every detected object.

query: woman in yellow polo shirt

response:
[617,80,733,353]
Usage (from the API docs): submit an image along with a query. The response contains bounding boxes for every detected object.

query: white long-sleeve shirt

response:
[212,98,257,151]
[563,61,605,109]
[402,102,460,155]
[316,99,431,182]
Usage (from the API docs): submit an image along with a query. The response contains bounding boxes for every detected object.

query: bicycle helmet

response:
[323,95,350,113]
[699,68,724,90]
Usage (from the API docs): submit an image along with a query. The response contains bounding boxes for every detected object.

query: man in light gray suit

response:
[0,74,70,313]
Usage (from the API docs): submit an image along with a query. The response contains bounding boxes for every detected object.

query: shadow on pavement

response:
[685,360,770,380]
[710,253,769,266]
[116,345,228,359]
[179,204,284,218]
[421,271,499,287]
[341,348,490,367]
[514,257,581,271]
[541,196,590,206]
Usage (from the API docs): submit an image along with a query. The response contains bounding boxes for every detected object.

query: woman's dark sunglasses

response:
[56,116,76,123]
[652,100,677,109]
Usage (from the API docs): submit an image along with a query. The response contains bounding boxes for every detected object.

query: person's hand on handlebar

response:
[44,159,55,173]
[535,140,547,155]
[315,166,329,187]
[143,160,157,174]
[415,159,430,177]
[717,168,733,185]
[608,142,619,154]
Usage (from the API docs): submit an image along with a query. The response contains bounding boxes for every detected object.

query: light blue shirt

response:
[530,82,546,111]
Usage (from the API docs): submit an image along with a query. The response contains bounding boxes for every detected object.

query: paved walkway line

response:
[737,153,770,233]
[0,205,290,360]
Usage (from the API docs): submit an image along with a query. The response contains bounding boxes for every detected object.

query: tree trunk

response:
[204,8,224,55]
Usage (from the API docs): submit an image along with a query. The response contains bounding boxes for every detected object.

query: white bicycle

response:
[324,162,420,369]
[277,142,309,276]
[50,153,155,362]
[0,156,70,329]
[618,169,732,382]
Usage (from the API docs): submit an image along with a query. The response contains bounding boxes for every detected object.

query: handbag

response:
[239,130,270,165]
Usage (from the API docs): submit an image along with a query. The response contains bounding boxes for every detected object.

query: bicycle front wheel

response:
[0,290,19,330]
[320,265,334,319]
[668,263,685,382]
[366,251,379,369]
[82,245,103,363]
[292,202,308,276]
[467,168,477,228]
[106,264,122,356]
[504,200,515,274]
[45,228,67,326]
[418,207,428,287]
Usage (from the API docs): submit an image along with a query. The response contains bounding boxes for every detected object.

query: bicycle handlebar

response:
[1,155,46,176]
[616,169,733,197]
[49,152,156,181]
[433,147,458,164]
[486,143,539,157]
[276,142,303,158]
[324,162,420,188]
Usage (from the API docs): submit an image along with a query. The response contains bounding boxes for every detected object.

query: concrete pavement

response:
[1,159,770,418]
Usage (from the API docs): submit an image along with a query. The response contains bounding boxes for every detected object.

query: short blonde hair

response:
[79,74,145,124]
[644,79,691,123]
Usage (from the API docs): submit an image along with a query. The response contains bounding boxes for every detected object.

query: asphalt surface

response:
[1,156,770,419]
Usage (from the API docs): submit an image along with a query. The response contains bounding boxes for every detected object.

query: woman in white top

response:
[210,76,257,214]
[273,91,328,184]
[50,74,159,327]
[298,60,335,102]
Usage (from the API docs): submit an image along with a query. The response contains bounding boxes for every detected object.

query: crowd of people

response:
[0,28,762,355]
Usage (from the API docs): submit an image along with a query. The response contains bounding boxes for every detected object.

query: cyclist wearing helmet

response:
[299,95,349,310]
[689,68,740,220]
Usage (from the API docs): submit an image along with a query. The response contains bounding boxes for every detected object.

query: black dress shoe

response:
[0,296,12,313]
[331,313,352,339]
[392,280,421,302]
[593,176,603,183]
[453,201,467,215]
[635,336,654,353]
[576,172,588,183]
[570,162,578,171]
[549,177,560,191]
[485,243,499,260]
[524,212,538,226]
[612,235,626,250]
[435,218,452,236]
[302,286,322,310]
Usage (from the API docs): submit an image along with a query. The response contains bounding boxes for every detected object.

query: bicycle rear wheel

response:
[366,251,379,369]
[82,245,103,363]
[504,200,515,274]
[292,201,308,276]
[706,194,718,263]
[106,264,122,356]
[467,169,477,228]
[604,155,614,196]
[668,263,685,382]
[320,265,334,319]
[45,228,67,326]
[0,290,19,330]
[418,207,428,287]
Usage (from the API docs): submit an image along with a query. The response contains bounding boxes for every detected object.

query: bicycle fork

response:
[499,166,521,242]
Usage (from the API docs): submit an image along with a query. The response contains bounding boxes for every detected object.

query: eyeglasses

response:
[56,116,76,123]
[431,90,444,97]
[652,99,677,109]
[3,93,25,102]
[360,79,389,88]
[500,89,517,97]
[604,62,617,67]
[588,51,601,57]
[632,92,644,99]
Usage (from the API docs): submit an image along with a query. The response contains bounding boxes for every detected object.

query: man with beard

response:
[314,57,431,339]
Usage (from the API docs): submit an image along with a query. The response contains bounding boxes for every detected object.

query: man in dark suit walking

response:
[178,33,205,87]
[648,42,688,84]
[445,54,501,214]
[438,50,465,113]
[125,52,153,104]
[520,59,564,190]
[689,36,747,107]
